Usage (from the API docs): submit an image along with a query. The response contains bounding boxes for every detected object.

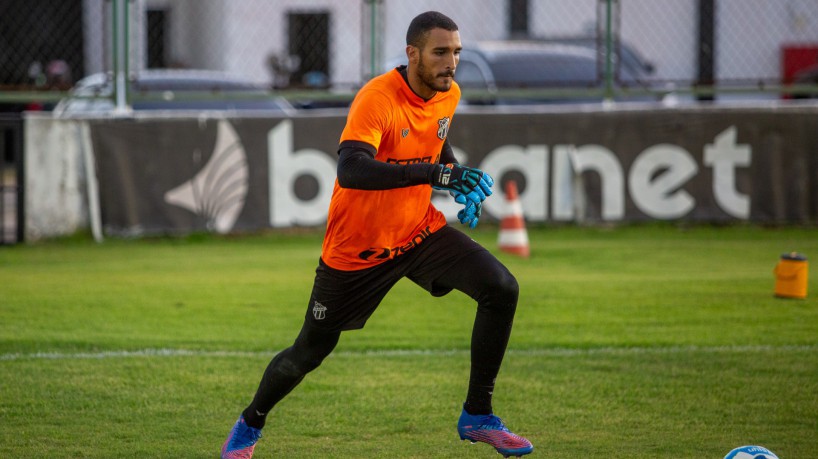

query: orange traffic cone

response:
[498,180,530,258]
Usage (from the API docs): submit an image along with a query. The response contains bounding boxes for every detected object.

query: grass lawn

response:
[1,224,816,458]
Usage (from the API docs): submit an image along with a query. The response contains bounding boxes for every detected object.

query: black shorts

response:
[304,225,492,332]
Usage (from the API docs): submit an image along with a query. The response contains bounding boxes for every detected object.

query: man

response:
[221,11,533,458]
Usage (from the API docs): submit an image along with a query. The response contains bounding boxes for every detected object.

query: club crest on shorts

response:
[437,117,450,140]
[312,301,327,320]
[401,128,410,138]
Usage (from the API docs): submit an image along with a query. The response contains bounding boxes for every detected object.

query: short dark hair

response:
[406,11,458,48]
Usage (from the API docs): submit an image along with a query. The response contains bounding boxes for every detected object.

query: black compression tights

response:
[243,324,340,429]
[242,249,518,429]
[435,249,519,415]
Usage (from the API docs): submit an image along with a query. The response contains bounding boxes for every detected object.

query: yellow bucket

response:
[773,252,808,299]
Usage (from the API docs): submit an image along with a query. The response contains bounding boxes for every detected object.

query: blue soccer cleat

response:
[458,407,533,458]
[221,415,262,459]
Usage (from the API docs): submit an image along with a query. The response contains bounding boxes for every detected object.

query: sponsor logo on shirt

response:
[358,226,433,261]
[386,156,433,165]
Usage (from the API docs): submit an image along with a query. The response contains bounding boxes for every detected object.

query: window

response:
[146,9,168,69]
[288,12,330,88]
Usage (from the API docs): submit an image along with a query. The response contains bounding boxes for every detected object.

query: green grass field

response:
[1,225,817,458]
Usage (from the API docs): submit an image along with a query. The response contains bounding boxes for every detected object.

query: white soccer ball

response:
[723,445,779,459]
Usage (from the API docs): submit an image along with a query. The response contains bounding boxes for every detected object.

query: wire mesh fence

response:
[0,1,106,90]
[1,0,818,108]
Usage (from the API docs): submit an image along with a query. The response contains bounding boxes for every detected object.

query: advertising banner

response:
[87,107,818,235]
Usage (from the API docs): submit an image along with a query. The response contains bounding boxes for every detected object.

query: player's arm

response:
[439,139,457,165]
[337,140,491,197]
[337,139,456,190]
[336,140,436,190]
[337,139,493,202]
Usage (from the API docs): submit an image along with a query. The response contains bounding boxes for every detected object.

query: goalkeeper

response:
[222,10,533,459]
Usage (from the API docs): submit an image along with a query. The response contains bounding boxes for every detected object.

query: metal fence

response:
[1,0,818,107]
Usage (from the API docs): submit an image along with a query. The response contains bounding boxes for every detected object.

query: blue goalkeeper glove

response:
[452,191,482,228]
[431,163,494,203]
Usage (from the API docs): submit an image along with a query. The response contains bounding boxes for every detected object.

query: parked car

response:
[536,35,656,77]
[384,40,667,106]
[53,69,295,115]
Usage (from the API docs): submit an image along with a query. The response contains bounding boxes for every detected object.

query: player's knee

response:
[480,269,519,312]
[497,271,520,307]
[298,351,329,373]
[273,341,332,377]
[282,325,340,374]
[270,351,303,379]
[274,351,320,377]
[293,340,337,373]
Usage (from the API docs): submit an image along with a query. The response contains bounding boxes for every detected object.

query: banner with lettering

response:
[88,106,818,235]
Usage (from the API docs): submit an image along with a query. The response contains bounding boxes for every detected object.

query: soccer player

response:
[221,11,533,459]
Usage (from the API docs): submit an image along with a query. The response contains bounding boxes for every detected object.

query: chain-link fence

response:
[2,0,818,109]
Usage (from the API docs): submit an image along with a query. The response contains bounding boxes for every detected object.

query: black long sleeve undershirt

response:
[336,139,457,190]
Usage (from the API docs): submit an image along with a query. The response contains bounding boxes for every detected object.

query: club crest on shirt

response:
[437,117,450,140]
[401,128,410,138]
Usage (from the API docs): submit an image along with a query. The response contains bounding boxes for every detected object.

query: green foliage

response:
[1,226,816,458]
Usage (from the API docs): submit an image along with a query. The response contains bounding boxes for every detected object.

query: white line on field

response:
[1,344,817,362]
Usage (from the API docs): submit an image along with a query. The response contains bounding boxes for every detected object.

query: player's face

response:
[408,28,461,98]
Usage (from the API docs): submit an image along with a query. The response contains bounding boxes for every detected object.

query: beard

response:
[416,54,455,93]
